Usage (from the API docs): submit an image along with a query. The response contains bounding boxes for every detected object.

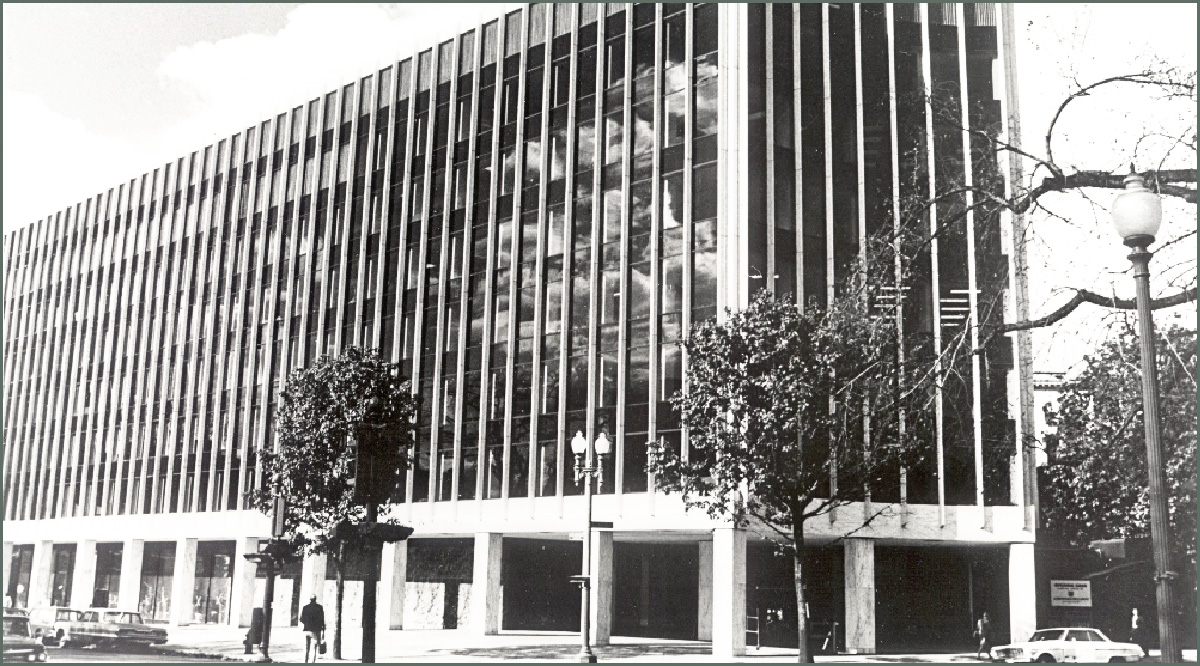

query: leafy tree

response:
[250,346,418,660]
[1039,325,1197,567]
[650,241,949,662]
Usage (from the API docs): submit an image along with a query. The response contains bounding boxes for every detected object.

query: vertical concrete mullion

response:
[821,6,835,306]
[24,214,55,518]
[171,157,203,514]
[351,83,376,350]
[115,180,146,515]
[33,211,63,519]
[206,140,240,513]
[252,114,291,509]
[312,91,340,359]
[186,153,220,513]
[476,17,507,510]
[411,46,440,505]
[679,4,695,465]
[451,26,486,512]
[884,5,910,525]
[213,136,248,511]
[249,117,287,504]
[30,212,64,519]
[643,4,664,499]
[376,59,407,363]
[52,204,86,518]
[396,61,421,510]
[121,179,150,515]
[583,6,606,498]
[791,5,805,309]
[918,3,948,523]
[555,4,580,504]
[294,99,323,369]
[331,85,355,353]
[232,128,266,511]
[253,114,290,506]
[612,2,633,504]
[764,7,777,297]
[526,10,553,510]
[88,191,120,516]
[954,4,986,514]
[431,35,462,505]
[500,8,529,503]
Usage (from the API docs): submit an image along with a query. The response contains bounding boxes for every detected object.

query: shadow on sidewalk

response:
[433,642,712,660]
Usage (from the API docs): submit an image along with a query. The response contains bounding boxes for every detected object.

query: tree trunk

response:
[333,548,346,660]
[793,519,812,663]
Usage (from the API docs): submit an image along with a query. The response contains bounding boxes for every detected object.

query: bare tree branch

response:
[980,286,1198,351]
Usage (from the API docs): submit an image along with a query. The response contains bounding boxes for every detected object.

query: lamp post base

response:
[577,653,598,663]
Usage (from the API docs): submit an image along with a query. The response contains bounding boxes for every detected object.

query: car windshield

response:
[3,617,31,637]
[1030,630,1064,642]
[104,611,143,624]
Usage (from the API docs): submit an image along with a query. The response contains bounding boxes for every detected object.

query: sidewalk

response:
[155,625,1198,663]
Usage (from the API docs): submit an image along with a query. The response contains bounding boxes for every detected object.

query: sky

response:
[2,3,1196,371]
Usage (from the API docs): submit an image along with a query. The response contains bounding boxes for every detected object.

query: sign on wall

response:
[1050,580,1093,607]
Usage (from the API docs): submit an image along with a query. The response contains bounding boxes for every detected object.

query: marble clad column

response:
[299,552,327,605]
[697,540,713,641]
[117,540,144,612]
[1008,543,1036,644]
[71,541,98,608]
[470,533,502,635]
[590,532,614,646]
[844,538,876,654]
[231,538,259,627]
[378,541,408,630]
[169,539,199,625]
[30,541,54,608]
[711,528,747,658]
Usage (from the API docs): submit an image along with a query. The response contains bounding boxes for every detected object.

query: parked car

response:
[27,608,81,646]
[991,627,1144,663]
[70,610,168,648]
[2,613,49,662]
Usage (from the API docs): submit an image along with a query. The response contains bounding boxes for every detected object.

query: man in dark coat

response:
[300,595,326,663]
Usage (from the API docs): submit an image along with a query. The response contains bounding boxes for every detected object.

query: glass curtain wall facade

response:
[3,3,1016,524]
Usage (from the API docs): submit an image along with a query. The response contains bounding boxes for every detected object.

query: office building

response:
[3,4,1035,655]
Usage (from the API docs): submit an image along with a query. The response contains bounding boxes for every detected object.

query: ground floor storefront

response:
[5,526,1036,656]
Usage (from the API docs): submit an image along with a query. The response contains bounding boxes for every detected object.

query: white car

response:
[991,628,1144,663]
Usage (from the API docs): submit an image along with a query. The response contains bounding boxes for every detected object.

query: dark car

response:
[2,614,49,663]
[72,610,167,648]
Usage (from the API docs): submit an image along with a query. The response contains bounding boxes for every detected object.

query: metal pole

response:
[1128,243,1179,664]
[362,501,378,664]
[579,445,596,664]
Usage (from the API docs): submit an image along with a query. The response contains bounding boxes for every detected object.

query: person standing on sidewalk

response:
[301,595,326,663]
[974,611,992,660]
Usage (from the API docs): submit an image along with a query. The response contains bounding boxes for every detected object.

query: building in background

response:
[3,3,1036,655]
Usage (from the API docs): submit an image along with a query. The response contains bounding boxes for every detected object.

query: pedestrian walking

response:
[301,595,326,663]
[974,611,992,660]
[1130,607,1145,650]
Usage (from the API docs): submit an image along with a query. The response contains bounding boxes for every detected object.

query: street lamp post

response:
[570,430,610,664]
[1111,171,1180,664]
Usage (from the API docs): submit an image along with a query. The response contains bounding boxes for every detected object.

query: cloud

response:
[153,3,513,162]
[3,90,149,232]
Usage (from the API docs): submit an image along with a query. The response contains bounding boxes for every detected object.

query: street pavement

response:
[127,624,1198,664]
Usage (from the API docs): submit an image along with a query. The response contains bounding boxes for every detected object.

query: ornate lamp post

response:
[569,430,610,663]
[1111,170,1179,664]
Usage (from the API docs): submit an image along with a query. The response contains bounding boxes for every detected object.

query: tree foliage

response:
[652,288,940,536]
[1039,325,1197,566]
[249,346,417,658]
[251,346,417,546]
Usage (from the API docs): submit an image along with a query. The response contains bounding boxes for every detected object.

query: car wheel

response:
[1035,655,1057,663]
